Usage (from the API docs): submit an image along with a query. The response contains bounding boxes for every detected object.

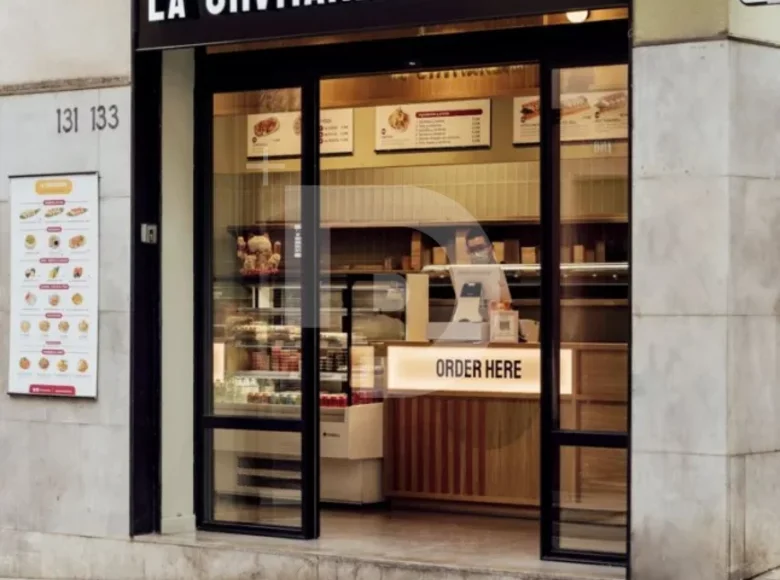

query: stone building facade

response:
[1,1,780,579]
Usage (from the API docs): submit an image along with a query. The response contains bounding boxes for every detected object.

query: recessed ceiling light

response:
[566,10,590,23]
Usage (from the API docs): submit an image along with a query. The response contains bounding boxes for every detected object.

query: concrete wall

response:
[0,0,133,541]
[634,0,780,46]
[0,0,131,89]
[631,1,780,579]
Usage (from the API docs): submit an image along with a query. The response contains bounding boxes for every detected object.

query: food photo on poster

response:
[512,89,628,144]
[7,174,99,398]
[246,108,354,158]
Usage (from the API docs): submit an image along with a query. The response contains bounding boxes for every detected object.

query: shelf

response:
[228,215,628,234]
[214,263,628,285]
[423,262,629,275]
[231,370,347,381]
[234,306,400,315]
[231,343,350,350]
[213,272,411,284]
[214,401,381,418]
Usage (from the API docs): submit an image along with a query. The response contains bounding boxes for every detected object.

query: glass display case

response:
[212,274,405,417]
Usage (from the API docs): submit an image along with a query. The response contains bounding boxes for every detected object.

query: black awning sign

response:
[147,0,366,22]
[136,0,628,50]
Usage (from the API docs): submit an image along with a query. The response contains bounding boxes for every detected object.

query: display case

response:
[212,274,406,505]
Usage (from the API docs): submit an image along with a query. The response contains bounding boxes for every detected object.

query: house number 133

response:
[56,105,120,134]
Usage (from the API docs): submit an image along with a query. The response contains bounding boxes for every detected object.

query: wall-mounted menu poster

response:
[375,99,491,152]
[513,90,628,144]
[8,174,99,398]
[247,108,354,158]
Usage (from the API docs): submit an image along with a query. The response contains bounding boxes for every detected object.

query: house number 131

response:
[56,105,120,134]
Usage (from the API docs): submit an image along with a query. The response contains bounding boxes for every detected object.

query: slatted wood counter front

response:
[383,343,627,511]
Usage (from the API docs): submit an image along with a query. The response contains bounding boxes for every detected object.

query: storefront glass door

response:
[200,80,321,538]
[539,61,630,564]
[317,63,543,511]
[193,17,630,558]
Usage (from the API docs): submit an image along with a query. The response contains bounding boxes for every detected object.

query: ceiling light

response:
[566,10,590,23]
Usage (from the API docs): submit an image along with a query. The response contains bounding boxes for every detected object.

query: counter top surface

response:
[383,341,627,350]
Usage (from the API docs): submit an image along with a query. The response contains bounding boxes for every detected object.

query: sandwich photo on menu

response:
[519,99,540,123]
[560,95,590,117]
[66,207,88,217]
[19,208,40,220]
[45,207,64,218]
[594,91,627,118]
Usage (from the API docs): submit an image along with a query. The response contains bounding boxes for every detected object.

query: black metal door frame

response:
[539,56,631,567]
[129,47,163,537]
[183,16,630,553]
[130,0,163,537]
[192,52,323,538]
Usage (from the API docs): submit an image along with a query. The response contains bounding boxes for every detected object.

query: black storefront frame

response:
[129,5,632,571]
[194,18,631,564]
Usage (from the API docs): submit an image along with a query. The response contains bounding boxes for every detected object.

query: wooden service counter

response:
[381,342,627,511]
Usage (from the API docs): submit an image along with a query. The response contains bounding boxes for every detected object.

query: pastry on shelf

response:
[236,233,283,276]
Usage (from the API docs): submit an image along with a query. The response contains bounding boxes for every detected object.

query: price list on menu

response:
[374,99,491,152]
[7,174,99,398]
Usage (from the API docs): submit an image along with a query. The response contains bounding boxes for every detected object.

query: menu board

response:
[8,174,99,398]
[247,108,354,158]
[513,89,628,144]
[375,99,491,152]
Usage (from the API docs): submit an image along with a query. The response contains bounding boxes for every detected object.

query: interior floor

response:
[203,501,626,579]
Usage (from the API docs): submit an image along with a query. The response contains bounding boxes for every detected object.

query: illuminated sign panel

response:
[386,345,573,395]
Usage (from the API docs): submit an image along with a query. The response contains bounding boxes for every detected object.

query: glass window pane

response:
[557,64,629,434]
[211,429,302,528]
[319,65,557,513]
[211,88,304,419]
[551,64,629,560]
[556,446,627,554]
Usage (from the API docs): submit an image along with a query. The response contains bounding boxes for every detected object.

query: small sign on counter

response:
[375,99,491,152]
[8,173,99,398]
[513,89,628,145]
[247,108,354,158]
[386,345,572,395]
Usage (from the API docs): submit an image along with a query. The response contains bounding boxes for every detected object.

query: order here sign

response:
[386,345,573,395]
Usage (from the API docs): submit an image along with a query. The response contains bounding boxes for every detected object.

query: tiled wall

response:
[215,156,627,225]
[213,155,628,274]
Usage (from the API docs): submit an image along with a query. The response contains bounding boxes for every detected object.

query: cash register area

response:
[210,63,629,554]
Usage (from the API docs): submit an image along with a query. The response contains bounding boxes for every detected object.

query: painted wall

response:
[160,49,196,534]
[729,0,780,45]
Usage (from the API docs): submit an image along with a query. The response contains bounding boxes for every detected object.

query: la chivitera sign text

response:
[149,0,367,21]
